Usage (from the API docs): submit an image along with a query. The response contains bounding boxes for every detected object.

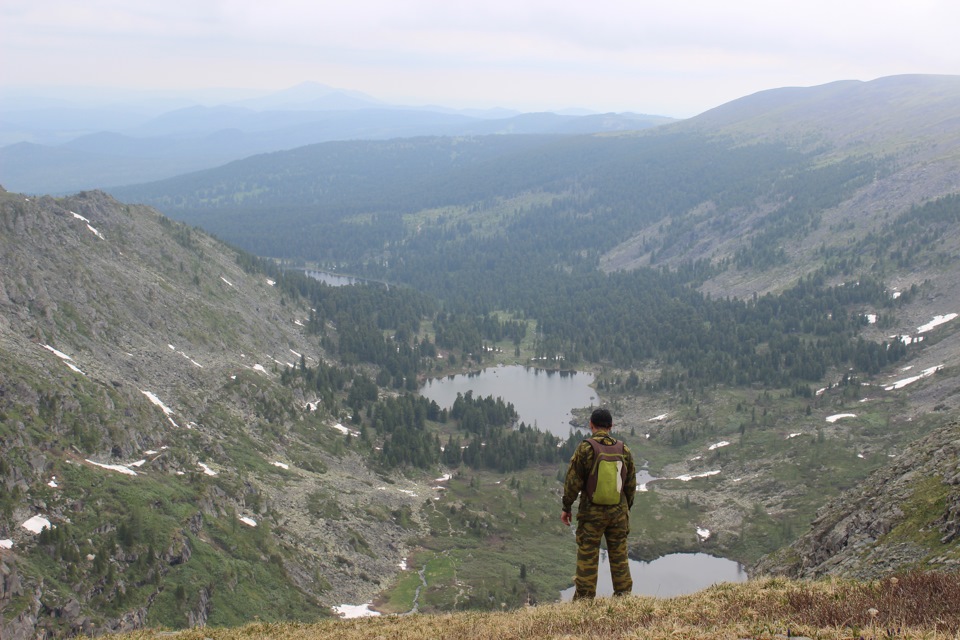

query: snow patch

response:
[708,441,730,451]
[826,413,856,423]
[177,350,203,367]
[42,344,86,375]
[0,539,12,549]
[71,211,104,238]
[42,344,73,361]
[676,470,721,482]
[333,603,380,618]
[885,365,943,391]
[198,462,218,476]
[696,527,711,541]
[64,361,85,375]
[918,313,957,334]
[239,516,257,527]
[272,462,290,470]
[648,413,668,422]
[85,459,138,475]
[141,390,180,428]
[22,515,52,534]
[331,423,360,437]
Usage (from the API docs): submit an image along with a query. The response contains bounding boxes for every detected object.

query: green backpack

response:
[585,438,628,505]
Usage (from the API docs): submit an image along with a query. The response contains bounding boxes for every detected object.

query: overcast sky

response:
[2,0,958,117]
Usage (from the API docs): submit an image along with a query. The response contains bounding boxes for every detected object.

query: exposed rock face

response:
[0,555,41,640]
[755,421,960,579]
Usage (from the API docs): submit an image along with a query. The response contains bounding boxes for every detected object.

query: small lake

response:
[419,365,596,437]
[560,552,747,600]
[305,269,361,287]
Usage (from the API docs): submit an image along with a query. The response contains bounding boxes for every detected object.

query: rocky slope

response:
[0,188,433,637]
[604,75,960,302]
[755,420,960,578]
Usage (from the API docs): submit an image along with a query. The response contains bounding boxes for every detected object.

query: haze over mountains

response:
[0,81,673,194]
[2,75,960,636]
[112,75,960,306]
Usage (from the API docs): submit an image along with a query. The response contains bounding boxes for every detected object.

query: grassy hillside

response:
[104,572,960,640]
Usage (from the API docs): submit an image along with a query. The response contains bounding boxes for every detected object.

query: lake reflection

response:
[419,365,596,437]
[560,552,747,600]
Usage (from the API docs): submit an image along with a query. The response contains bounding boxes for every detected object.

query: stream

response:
[403,565,429,615]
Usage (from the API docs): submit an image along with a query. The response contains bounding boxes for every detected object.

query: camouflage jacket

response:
[562,430,637,515]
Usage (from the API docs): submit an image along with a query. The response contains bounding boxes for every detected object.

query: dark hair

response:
[590,408,613,430]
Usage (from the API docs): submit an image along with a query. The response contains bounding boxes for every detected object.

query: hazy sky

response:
[2,0,958,117]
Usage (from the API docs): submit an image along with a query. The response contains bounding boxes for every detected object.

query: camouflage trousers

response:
[574,505,632,599]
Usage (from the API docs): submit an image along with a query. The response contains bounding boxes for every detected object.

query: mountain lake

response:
[419,364,597,438]
[305,269,363,287]
[560,552,747,599]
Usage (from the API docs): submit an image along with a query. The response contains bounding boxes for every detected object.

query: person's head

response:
[589,408,613,432]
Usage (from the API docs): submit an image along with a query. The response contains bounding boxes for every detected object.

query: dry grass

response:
[109,571,960,640]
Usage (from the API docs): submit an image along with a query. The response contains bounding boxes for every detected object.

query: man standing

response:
[561,408,637,599]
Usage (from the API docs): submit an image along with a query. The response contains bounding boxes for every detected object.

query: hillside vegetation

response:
[107,572,960,640]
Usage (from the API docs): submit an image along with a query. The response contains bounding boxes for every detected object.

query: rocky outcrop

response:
[187,587,212,628]
[755,421,960,578]
[0,554,48,640]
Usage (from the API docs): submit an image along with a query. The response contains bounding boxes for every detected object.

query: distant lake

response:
[419,365,596,437]
[560,552,747,600]
[305,270,361,287]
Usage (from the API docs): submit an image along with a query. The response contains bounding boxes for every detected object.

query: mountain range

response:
[0,82,672,195]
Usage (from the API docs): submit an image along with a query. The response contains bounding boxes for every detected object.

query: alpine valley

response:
[2,74,959,637]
